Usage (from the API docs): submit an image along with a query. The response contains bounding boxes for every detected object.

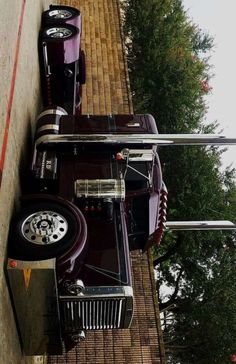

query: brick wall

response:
[76,0,133,115]
[48,1,166,363]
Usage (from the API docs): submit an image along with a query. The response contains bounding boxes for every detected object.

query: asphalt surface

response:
[0,1,51,363]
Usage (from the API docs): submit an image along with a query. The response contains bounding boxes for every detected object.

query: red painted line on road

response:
[0,0,26,188]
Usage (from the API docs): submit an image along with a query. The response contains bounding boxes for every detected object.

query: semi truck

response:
[6,5,236,355]
[7,108,168,354]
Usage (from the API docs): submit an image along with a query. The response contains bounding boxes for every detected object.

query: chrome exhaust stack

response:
[165,220,236,231]
[35,133,236,147]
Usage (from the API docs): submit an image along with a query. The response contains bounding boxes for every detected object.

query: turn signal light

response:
[115,153,123,160]
[9,260,17,268]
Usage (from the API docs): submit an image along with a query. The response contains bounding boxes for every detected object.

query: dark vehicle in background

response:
[39,5,86,114]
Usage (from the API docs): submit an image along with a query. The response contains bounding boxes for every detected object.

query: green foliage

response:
[122,0,236,363]
[164,248,236,364]
[123,0,213,132]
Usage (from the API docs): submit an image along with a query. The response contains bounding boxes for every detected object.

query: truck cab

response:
[7,108,167,353]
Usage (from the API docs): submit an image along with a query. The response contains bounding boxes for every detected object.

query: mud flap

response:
[6,258,63,355]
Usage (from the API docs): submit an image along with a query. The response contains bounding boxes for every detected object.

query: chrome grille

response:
[61,298,125,331]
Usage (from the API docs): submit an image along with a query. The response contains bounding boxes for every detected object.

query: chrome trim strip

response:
[36,107,68,121]
[42,42,52,77]
[31,146,37,170]
[123,286,133,297]
[60,293,125,299]
[114,300,118,328]
[99,301,102,329]
[96,301,99,329]
[42,42,51,77]
[60,285,132,299]
[110,300,114,329]
[37,124,60,133]
[103,300,107,329]
[126,122,140,127]
[117,300,123,328]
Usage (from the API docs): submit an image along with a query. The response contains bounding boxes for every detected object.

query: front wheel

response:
[8,200,82,261]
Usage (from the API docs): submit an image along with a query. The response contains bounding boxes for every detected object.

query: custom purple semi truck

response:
[6,5,236,355]
[7,111,167,354]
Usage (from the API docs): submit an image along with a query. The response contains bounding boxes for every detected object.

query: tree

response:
[122,0,213,132]
[123,0,236,362]
[161,247,236,364]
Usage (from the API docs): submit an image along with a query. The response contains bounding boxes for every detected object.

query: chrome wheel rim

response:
[22,210,68,245]
[48,10,72,19]
[46,27,73,38]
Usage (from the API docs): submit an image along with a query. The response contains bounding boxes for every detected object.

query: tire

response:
[43,7,79,22]
[8,200,81,261]
[42,25,78,40]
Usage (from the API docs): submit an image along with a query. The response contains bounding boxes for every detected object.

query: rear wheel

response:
[8,200,81,261]
[43,26,76,39]
[43,7,79,22]
[42,25,77,40]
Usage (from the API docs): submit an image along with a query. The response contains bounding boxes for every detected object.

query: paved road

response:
[0,1,50,363]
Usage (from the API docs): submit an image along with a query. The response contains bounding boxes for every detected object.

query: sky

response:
[182,0,236,170]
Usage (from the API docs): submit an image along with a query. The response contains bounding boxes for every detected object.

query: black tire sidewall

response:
[9,201,79,261]
[42,25,78,41]
[44,8,78,22]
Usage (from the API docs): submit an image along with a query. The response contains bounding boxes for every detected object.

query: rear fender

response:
[40,25,80,65]
[43,5,82,29]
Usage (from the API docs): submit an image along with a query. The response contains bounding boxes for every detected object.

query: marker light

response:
[115,153,123,160]
[9,260,17,268]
